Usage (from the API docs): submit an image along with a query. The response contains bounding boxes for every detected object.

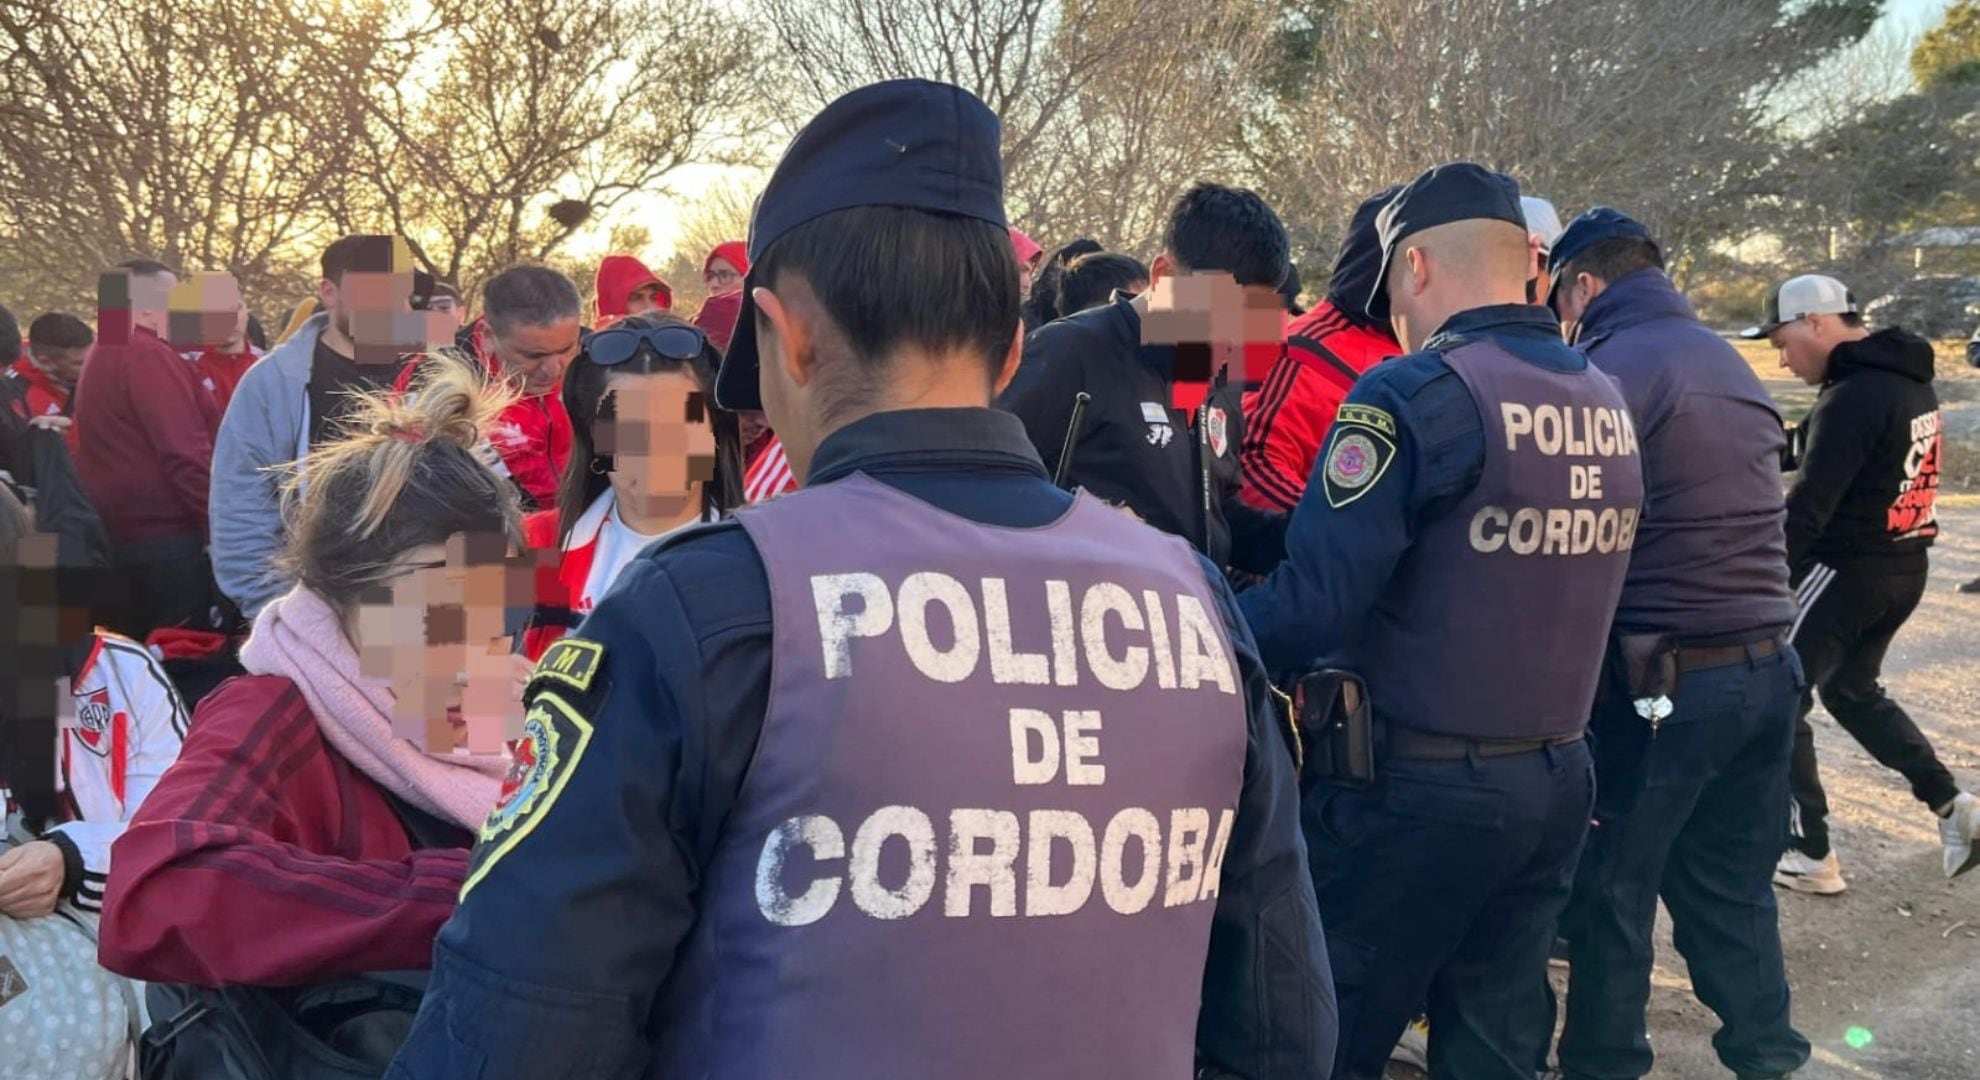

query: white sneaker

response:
[1774,850,1846,895]
[1389,1016,1429,1071]
[1940,792,1980,879]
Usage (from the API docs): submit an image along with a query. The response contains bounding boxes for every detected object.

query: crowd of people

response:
[0,75,1971,1079]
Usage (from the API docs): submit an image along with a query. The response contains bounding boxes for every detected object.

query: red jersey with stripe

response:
[4,355,79,455]
[1238,300,1399,512]
[744,433,798,503]
[99,676,473,987]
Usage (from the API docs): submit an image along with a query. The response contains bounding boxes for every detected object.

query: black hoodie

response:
[1785,327,1940,580]
[998,295,1287,573]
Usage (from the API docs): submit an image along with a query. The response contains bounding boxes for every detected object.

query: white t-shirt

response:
[574,493,712,615]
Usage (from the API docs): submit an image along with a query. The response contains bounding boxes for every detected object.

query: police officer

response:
[1238,163,1644,1079]
[387,80,1334,1080]
[1544,209,1808,1079]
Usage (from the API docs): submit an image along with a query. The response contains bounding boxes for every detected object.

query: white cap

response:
[1520,196,1565,253]
[1739,274,1858,338]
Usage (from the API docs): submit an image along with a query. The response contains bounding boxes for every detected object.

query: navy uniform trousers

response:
[1552,646,1811,1080]
[1306,736,1593,1079]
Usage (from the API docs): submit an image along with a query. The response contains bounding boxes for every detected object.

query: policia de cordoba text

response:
[759,570,1241,927]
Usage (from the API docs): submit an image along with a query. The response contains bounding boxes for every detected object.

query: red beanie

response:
[705,241,750,278]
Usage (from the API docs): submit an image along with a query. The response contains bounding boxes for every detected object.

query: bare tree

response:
[751,0,1277,249]
[1015,0,1279,251]
[335,0,765,302]
[651,177,759,315]
[1762,24,1980,290]
[1251,0,1877,284]
[0,0,379,313]
[0,0,763,316]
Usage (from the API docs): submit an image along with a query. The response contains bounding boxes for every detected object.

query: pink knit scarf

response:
[239,586,508,831]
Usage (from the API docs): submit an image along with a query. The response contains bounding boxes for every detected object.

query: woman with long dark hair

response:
[521,312,742,657]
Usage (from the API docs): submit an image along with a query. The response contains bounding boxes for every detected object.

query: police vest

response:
[651,474,1249,1080]
[1355,340,1644,740]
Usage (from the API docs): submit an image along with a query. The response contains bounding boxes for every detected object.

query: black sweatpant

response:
[1787,562,1959,859]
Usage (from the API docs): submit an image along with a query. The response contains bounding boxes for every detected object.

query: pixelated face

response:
[1139,270,1282,384]
[165,271,245,351]
[31,345,88,388]
[323,237,444,362]
[627,282,667,314]
[596,370,716,517]
[493,318,582,395]
[703,259,742,296]
[331,269,434,358]
[1769,317,1830,386]
[354,532,534,754]
[97,268,180,344]
[2,553,120,742]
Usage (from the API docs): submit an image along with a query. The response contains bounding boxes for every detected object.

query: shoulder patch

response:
[530,637,602,694]
[462,689,596,898]
[1321,421,1398,509]
[1334,402,1395,436]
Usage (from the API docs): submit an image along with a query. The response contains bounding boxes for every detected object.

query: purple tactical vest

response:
[651,474,1249,1080]
[1354,340,1644,740]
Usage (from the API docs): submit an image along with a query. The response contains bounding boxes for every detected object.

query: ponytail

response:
[276,350,523,617]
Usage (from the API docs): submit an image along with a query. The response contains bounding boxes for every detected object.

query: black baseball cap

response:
[1546,208,1653,307]
[1366,163,1525,323]
[714,79,1009,412]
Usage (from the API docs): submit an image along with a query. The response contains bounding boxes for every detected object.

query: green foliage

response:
[1914,0,1980,88]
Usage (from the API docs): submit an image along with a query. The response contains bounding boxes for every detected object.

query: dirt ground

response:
[1629,345,1980,1079]
[1394,343,1980,1079]
[1623,495,1980,1080]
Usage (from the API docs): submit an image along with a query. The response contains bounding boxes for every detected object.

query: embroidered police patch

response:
[530,638,603,694]
[461,689,595,898]
[1321,422,1397,509]
[1335,403,1396,436]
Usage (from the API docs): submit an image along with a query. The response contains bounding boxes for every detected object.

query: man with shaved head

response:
[1240,163,1646,1079]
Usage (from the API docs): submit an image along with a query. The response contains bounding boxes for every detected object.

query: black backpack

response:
[139,973,428,1080]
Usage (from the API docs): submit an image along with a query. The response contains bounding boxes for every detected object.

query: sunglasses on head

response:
[584,324,707,367]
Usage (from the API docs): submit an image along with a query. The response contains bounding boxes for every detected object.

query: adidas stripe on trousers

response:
[1786,563,1961,859]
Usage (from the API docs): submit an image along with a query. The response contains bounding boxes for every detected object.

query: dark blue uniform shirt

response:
[1571,269,1793,638]
[389,407,1333,1080]
[1239,304,1582,679]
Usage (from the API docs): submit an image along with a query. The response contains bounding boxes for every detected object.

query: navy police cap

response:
[1546,207,1653,307]
[715,79,1009,412]
[1366,163,1525,324]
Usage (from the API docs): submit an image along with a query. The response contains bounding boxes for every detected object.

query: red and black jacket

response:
[99,675,473,987]
[1238,300,1399,512]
